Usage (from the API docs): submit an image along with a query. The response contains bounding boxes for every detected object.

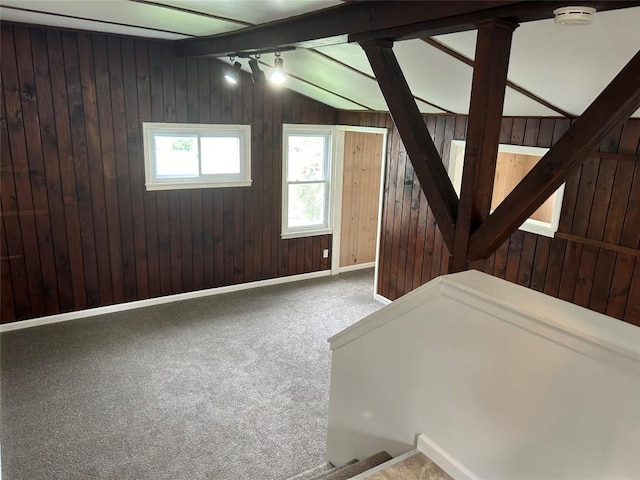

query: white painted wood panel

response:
[327,271,640,479]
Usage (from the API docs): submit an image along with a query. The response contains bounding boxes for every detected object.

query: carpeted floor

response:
[1,269,383,480]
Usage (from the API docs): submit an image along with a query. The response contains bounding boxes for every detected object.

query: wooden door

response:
[339,131,384,268]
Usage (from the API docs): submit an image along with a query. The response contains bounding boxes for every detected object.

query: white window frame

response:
[143,122,251,191]
[281,124,335,239]
[448,140,565,238]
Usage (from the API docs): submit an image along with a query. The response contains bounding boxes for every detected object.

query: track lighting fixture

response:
[248,57,266,84]
[224,58,242,84]
[269,52,286,85]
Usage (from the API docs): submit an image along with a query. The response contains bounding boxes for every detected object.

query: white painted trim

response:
[373,293,392,305]
[372,129,388,302]
[142,122,251,191]
[440,275,640,366]
[0,270,331,333]
[281,124,334,239]
[348,449,420,480]
[338,262,375,273]
[331,128,346,275]
[331,126,388,288]
[448,140,565,238]
[329,270,640,367]
[417,434,480,480]
[329,277,444,350]
[335,125,388,134]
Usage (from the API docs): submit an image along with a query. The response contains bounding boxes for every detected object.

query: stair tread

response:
[286,462,334,480]
[322,451,392,480]
[307,459,357,480]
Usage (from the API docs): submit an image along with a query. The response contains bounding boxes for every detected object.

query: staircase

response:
[286,451,392,480]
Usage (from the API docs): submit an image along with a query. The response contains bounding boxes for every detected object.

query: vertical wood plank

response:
[106,36,137,301]
[93,34,125,302]
[199,58,214,288]
[3,26,47,316]
[76,32,113,306]
[14,27,61,313]
[135,39,161,298]
[121,37,149,300]
[30,27,74,311]
[1,81,31,319]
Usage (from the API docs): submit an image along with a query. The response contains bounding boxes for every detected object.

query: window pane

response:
[287,135,326,181]
[288,183,325,227]
[201,137,241,175]
[154,135,198,177]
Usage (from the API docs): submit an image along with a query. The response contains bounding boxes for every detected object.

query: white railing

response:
[326,270,640,480]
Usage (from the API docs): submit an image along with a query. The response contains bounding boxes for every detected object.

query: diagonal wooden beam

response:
[468,49,640,261]
[361,39,458,251]
[451,19,517,272]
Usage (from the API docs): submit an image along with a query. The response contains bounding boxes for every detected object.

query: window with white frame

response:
[448,140,565,238]
[143,122,251,191]
[282,125,333,238]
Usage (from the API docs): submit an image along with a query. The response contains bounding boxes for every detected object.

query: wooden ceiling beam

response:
[361,40,458,251]
[451,19,517,273]
[175,1,529,57]
[349,1,638,43]
[467,49,640,261]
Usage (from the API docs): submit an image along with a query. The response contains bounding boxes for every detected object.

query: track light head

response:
[248,57,265,85]
[269,54,286,85]
[224,61,242,85]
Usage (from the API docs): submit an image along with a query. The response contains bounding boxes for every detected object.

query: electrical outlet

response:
[322,249,329,258]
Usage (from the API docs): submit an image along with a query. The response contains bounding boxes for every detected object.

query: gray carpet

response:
[1,269,383,480]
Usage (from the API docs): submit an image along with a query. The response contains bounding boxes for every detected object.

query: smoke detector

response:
[553,6,596,25]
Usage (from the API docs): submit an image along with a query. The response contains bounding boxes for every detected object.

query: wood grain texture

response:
[340,131,383,267]
[1,24,335,323]
[337,111,640,326]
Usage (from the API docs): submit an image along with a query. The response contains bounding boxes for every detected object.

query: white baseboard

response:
[417,434,479,480]
[0,270,332,333]
[373,293,392,305]
[338,262,375,273]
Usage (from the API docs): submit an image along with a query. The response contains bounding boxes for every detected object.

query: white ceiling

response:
[2,1,639,117]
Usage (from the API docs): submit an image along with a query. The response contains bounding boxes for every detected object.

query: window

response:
[282,125,333,238]
[448,140,565,238]
[143,122,251,190]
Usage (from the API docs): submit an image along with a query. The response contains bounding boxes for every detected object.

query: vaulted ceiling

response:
[2,0,639,117]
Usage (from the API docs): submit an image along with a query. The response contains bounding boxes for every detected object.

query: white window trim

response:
[448,140,565,238]
[143,122,252,191]
[281,124,336,239]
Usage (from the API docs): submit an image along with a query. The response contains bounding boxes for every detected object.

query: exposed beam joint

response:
[361,39,458,251]
[467,49,640,261]
[451,19,517,272]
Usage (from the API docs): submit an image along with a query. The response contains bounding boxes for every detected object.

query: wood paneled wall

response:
[337,111,640,326]
[0,23,336,323]
[339,131,384,267]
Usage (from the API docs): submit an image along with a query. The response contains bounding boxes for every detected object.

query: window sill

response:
[146,180,252,191]
[281,228,332,240]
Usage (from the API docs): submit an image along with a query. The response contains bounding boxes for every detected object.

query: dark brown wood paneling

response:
[1,23,334,323]
[338,110,640,326]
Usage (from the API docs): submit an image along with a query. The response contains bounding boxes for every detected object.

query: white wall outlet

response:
[323,249,329,258]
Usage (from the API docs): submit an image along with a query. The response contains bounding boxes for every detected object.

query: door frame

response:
[331,126,388,295]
